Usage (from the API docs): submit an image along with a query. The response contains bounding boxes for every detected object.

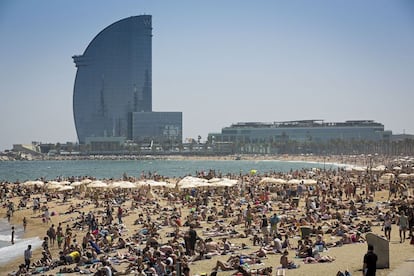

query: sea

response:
[0,159,339,183]
[0,158,339,266]
[0,219,42,266]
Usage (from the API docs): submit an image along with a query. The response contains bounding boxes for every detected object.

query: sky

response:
[0,0,413,151]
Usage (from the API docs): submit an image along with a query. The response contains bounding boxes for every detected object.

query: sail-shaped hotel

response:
[73,15,182,146]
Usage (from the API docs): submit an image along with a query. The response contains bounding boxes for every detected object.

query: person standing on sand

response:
[47,224,56,247]
[362,244,377,276]
[397,210,408,243]
[23,217,27,232]
[11,226,15,245]
[24,244,32,269]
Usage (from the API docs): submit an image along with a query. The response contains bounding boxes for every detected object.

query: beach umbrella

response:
[250,169,258,175]
[259,177,286,185]
[110,181,137,189]
[59,180,71,185]
[58,185,74,192]
[409,173,414,179]
[46,183,63,190]
[379,173,395,184]
[393,166,402,171]
[302,179,317,185]
[398,173,409,179]
[353,166,367,172]
[207,178,238,187]
[382,173,395,179]
[81,179,93,184]
[23,180,45,187]
[287,179,301,185]
[87,180,108,189]
[70,181,84,187]
[177,176,207,189]
[373,165,386,171]
[144,180,176,189]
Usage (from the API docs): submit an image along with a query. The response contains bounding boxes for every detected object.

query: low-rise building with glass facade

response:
[208,120,392,144]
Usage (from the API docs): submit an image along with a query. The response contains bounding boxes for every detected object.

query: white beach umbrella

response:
[393,166,402,171]
[374,165,386,171]
[353,166,367,172]
[58,185,74,192]
[287,179,301,185]
[23,180,45,187]
[144,180,176,189]
[81,179,93,184]
[398,173,410,179]
[70,181,84,187]
[46,183,63,190]
[87,180,108,189]
[111,181,137,189]
[207,178,238,187]
[259,177,286,185]
[178,176,207,189]
[302,179,317,185]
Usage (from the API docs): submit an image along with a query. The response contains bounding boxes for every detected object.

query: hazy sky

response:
[1,0,413,151]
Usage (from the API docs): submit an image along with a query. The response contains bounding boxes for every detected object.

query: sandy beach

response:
[1,154,413,276]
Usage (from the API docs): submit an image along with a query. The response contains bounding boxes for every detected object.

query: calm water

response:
[0,159,336,182]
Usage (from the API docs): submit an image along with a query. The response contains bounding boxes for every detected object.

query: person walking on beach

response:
[47,224,56,247]
[23,217,27,232]
[11,226,15,245]
[383,212,392,241]
[24,244,32,269]
[397,210,408,243]
[362,244,377,276]
[117,206,123,224]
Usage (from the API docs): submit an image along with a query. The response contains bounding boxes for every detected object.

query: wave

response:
[0,237,42,266]
[0,233,18,242]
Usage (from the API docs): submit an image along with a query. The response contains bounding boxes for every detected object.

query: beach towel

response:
[89,240,101,254]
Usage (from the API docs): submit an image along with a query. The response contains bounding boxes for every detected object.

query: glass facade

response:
[131,112,182,143]
[73,15,152,143]
[209,120,392,143]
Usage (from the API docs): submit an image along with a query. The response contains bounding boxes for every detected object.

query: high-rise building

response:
[73,15,182,145]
